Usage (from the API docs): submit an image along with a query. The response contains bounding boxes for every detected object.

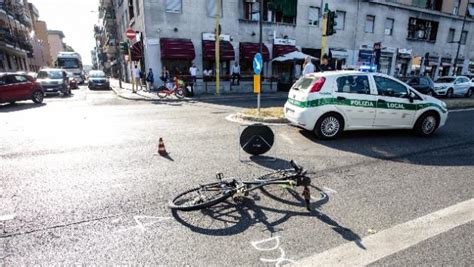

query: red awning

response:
[239,42,270,62]
[202,40,235,61]
[131,41,142,61]
[273,44,298,58]
[160,38,196,60]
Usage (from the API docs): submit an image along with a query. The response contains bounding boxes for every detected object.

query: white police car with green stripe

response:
[284,71,448,139]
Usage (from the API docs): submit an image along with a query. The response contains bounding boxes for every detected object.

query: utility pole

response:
[320,4,328,62]
[215,0,221,95]
[452,11,467,76]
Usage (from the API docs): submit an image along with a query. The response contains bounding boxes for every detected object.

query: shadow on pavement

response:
[299,127,474,167]
[0,102,46,113]
[171,185,365,249]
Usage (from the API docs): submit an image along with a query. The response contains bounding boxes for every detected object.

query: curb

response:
[226,113,289,125]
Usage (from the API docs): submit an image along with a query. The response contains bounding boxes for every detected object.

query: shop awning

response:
[239,42,270,61]
[273,44,298,58]
[160,38,195,60]
[131,41,142,61]
[202,40,235,61]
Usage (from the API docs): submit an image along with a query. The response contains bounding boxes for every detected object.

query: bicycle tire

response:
[255,170,298,182]
[175,89,185,99]
[158,91,168,98]
[169,182,234,211]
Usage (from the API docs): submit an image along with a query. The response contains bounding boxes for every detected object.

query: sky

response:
[28,0,100,66]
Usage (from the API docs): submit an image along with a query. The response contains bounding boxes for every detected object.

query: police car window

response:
[294,77,318,91]
[374,76,408,98]
[336,75,370,94]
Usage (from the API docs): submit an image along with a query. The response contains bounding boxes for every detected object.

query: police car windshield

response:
[294,77,317,90]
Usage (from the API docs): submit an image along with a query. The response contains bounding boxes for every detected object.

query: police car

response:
[284,71,448,139]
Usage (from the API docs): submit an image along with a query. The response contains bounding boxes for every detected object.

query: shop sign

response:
[274,38,296,46]
[147,38,160,45]
[202,33,231,42]
[398,48,412,55]
[330,48,348,59]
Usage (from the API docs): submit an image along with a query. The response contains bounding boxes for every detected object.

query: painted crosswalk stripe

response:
[295,198,474,266]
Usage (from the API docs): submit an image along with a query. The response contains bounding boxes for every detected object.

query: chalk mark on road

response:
[251,236,296,266]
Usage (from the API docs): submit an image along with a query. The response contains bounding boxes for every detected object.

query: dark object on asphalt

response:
[240,124,274,156]
[169,160,312,211]
[0,73,44,104]
[407,76,435,96]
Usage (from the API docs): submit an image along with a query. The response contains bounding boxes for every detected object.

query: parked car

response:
[88,70,110,90]
[284,71,448,139]
[36,68,71,96]
[66,72,79,89]
[433,76,472,98]
[0,73,44,104]
[406,76,435,96]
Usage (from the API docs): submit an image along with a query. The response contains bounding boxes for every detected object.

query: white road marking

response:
[251,236,297,266]
[0,213,16,221]
[322,187,337,195]
[295,198,474,266]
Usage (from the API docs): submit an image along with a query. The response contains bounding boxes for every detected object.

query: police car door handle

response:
[337,96,346,101]
[378,99,386,103]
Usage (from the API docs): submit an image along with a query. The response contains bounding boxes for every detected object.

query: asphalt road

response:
[1,86,473,265]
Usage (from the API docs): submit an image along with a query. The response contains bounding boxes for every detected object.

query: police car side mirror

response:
[408,91,415,103]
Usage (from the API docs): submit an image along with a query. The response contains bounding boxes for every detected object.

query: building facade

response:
[34,20,52,67]
[47,30,65,65]
[98,0,474,89]
[26,2,48,71]
[0,0,34,72]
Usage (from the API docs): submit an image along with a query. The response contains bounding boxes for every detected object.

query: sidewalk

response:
[109,79,288,102]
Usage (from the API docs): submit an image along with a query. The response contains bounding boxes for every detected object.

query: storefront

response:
[424,55,439,79]
[453,58,464,75]
[379,47,395,75]
[439,57,452,77]
[201,33,235,78]
[470,60,474,73]
[396,48,412,77]
[272,38,298,91]
[329,48,348,70]
[160,38,196,77]
[239,42,270,77]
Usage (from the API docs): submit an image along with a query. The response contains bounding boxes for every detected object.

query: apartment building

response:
[47,30,66,65]
[98,0,473,89]
[0,0,33,72]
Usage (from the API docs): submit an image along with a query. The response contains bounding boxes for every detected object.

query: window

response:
[309,6,320,26]
[460,31,468,45]
[385,18,394,35]
[242,0,259,21]
[412,0,442,11]
[365,15,375,33]
[453,0,461,15]
[14,75,28,83]
[136,0,140,16]
[337,75,371,94]
[447,28,455,42]
[240,0,297,24]
[374,76,409,97]
[407,17,439,42]
[166,0,182,13]
[207,0,223,17]
[335,11,345,30]
[420,77,430,86]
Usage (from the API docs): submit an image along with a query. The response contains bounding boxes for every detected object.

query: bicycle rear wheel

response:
[169,182,234,211]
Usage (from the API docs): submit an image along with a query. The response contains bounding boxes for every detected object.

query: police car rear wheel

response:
[414,112,439,137]
[315,114,343,140]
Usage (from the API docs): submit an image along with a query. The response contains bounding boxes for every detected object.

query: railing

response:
[0,27,33,52]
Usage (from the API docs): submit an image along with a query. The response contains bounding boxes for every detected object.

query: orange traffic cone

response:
[157,138,168,156]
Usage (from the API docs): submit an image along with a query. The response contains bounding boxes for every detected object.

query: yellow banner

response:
[253,75,261,94]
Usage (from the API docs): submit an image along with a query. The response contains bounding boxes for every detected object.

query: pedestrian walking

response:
[146,68,155,91]
[302,56,315,76]
[231,62,241,85]
[133,65,143,92]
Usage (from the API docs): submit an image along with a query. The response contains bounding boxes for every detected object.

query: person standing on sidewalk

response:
[302,56,315,76]
[231,62,241,85]
[133,65,143,92]
[146,68,155,91]
[188,63,198,95]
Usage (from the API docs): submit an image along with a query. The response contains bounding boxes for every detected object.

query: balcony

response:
[0,27,33,53]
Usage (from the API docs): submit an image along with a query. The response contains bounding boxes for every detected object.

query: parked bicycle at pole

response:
[157,76,185,99]
[169,161,313,211]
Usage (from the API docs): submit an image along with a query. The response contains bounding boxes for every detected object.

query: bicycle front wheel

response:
[169,182,234,211]
[175,89,185,99]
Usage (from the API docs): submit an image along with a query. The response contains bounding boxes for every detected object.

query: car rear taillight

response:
[309,77,326,93]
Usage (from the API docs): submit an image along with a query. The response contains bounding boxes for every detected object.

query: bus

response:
[56,52,84,84]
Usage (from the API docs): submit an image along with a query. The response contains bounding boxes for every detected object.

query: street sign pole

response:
[126,28,137,93]
[258,0,263,113]
[215,0,221,95]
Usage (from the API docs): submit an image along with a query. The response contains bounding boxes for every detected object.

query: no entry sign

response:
[126,28,136,40]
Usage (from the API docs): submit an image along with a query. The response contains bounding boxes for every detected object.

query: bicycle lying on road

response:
[169,161,312,211]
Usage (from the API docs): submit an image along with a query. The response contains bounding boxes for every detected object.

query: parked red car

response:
[0,73,44,104]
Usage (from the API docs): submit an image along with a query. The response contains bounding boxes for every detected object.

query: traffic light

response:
[326,11,337,36]
[119,41,129,54]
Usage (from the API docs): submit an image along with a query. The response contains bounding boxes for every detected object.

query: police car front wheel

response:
[414,112,439,137]
[314,113,344,140]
